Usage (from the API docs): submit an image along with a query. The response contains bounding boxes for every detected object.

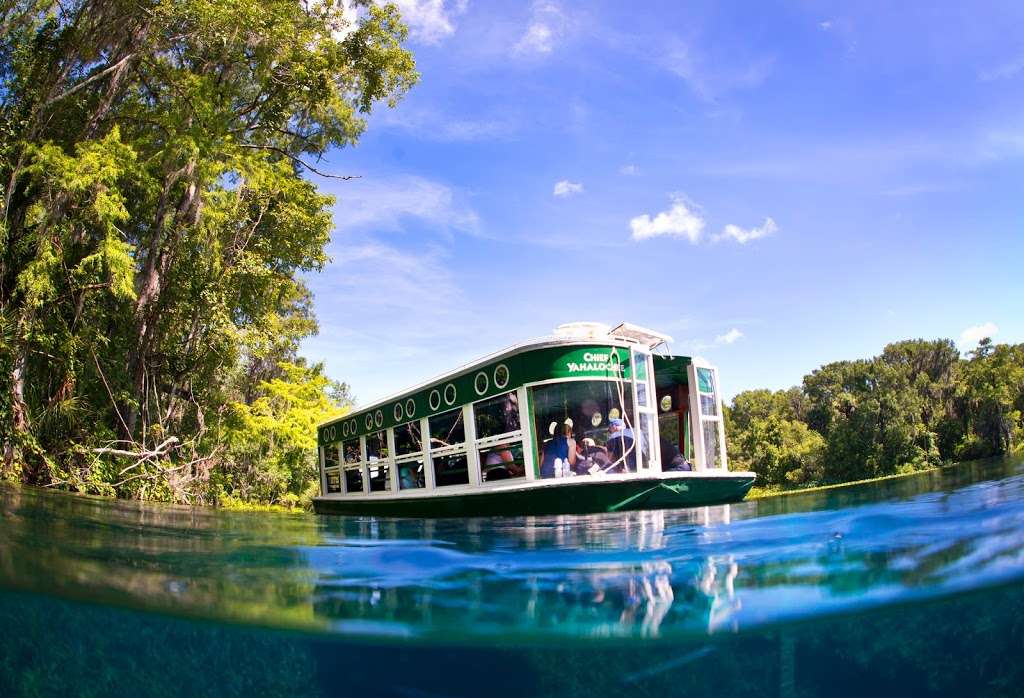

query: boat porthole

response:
[444,383,457,406]
[429,389,441,411]
[342,422,350,438]
[374,410,383,428]
[405,398,416,418]
[348,418,357,435]
[393,403,404,422]
[493,364,509,389]
[474,371,489,396]
[365,413,374,431]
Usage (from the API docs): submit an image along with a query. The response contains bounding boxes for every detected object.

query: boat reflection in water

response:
[310,507,743,640]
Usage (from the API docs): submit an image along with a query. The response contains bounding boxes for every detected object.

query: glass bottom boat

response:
[314,322,756,517]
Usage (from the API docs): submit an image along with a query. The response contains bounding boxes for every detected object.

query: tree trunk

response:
[123,162,200,440]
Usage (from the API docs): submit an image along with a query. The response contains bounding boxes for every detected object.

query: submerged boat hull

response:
[313,472,755,518]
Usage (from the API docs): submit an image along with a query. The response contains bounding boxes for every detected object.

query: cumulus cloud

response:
[959,322,999,347]
[391,0,467,45]
[629,196,705,243]
[715,217,778,244]
[514,1,567,56]
[553,180,584,197]
[715,328,744,345]
[620,164,640,176]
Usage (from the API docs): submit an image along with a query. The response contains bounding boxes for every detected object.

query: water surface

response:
[2,456,1023,696]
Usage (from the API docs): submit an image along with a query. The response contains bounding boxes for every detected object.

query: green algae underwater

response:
[2,457,1023,697]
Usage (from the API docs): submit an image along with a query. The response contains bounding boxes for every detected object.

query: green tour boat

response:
[314,322,755,517]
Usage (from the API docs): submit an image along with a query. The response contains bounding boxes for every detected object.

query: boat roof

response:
[319,322,690,436]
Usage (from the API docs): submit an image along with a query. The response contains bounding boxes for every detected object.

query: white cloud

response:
[620,164,640,176]
[660,36,774,102]
[330,175,478,235]
[382,108,518,142]
[391,0,467,45]
[715,328,744,345]
[979,55,1024,82]
[630,196,705,243]
[819,20,834,30]
[715,217,777,244]
[553,179,584,197]
[514,1,567,56]
[959,322,999,347]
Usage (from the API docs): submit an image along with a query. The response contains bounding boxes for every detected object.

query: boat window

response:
[324,443,340,469]
[342,439,361,465]
[365,431,391,492]
[344,466,364,493]
[433,452,469,487]
[367,461,391,492]
[429,408,465,449]
[633,351,650,409]
[366,430,389,461]
[479,441,526,482]
[697,367,718,417]
[638,413,654,469]
[474,391,521,439]
[702,421,721,469]
[325,469,342,494]
[397,456,427,490]
[394,421,423,456]
[531,380,635,479]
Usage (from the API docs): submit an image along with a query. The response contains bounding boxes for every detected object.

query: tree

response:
[0,0,417,504]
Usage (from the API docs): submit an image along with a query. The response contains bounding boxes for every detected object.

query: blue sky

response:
[302,0,1024,406]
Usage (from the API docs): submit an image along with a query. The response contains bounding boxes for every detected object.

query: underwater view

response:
[2,456,1024,697]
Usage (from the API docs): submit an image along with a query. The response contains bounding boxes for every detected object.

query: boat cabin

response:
[314,323,741,516]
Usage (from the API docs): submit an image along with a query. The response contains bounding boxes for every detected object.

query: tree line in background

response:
[726,338,1024,490]
[0,0,417,507]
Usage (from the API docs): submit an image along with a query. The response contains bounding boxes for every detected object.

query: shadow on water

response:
[1,455,1023,696]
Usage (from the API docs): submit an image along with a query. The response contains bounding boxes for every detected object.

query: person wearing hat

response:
[606,417,637,472]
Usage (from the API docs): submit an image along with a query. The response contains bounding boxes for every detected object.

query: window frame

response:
[428,405,474,489]
[364,429,394,494]
[525,375,646,480]
[394,418,428,492]
[471,388,528,488]
[687,362,728,471]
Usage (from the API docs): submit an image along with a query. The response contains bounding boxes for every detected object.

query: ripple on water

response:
[0,456,1023,643]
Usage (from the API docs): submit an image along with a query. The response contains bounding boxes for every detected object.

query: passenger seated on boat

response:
[576,437,610,474]
[483,450,511,481]
[540,423,576,478]
[399,463,423,489]
[606,418,637,472]
[659,437,691,470]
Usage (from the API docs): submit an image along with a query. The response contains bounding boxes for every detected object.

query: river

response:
[1,456,1023,696]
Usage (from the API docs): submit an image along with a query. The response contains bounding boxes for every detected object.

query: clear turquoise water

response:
[2,457,1023,697]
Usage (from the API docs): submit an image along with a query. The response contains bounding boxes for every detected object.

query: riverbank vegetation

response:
[0,0,417,507]
[728,338,1024,494]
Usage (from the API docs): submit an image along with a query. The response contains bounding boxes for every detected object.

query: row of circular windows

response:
[324,364,511,442]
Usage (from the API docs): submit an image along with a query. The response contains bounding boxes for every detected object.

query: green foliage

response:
[221,361,348,508]
[0,0,414,505]
[729,337,1024,489]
